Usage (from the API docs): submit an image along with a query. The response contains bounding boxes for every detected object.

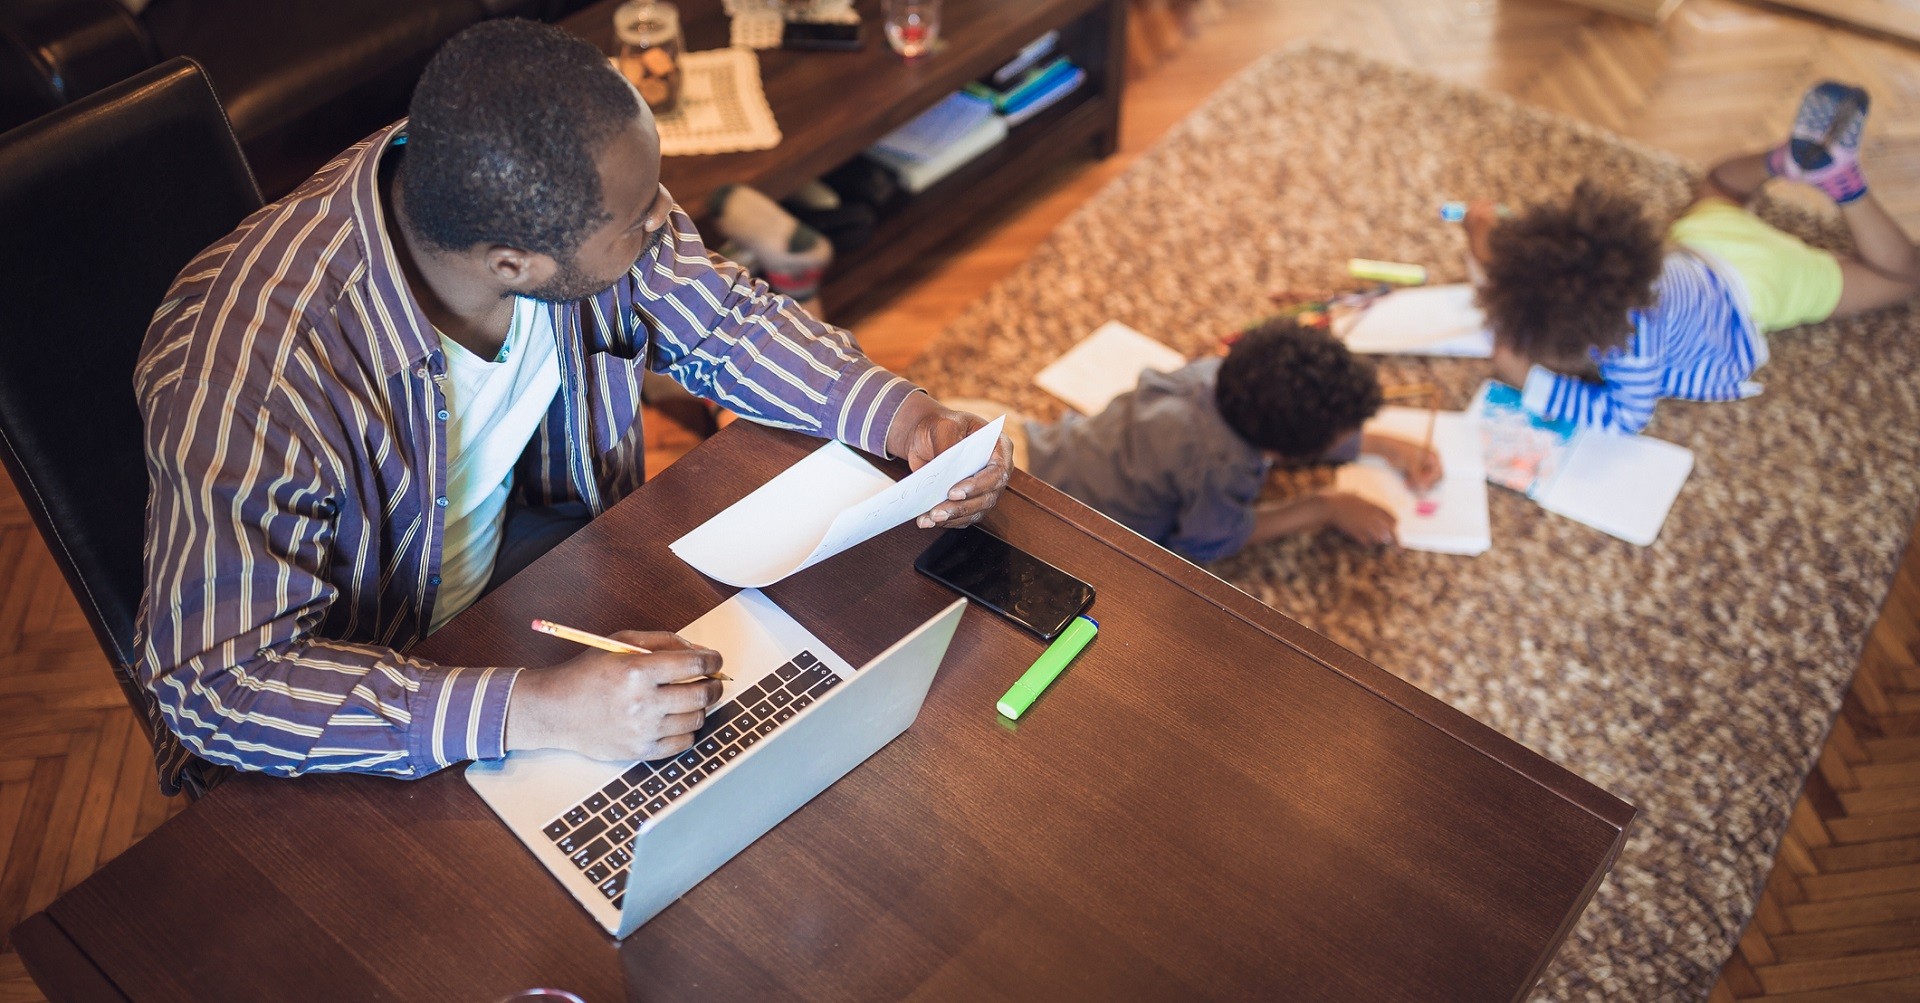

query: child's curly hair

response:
[1479,181,1664,367]
[1215,318,1381,460]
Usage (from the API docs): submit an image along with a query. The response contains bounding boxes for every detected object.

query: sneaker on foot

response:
[1767,80,1870,203]
[1766,81,1869,176]
[1805,142,1869,204]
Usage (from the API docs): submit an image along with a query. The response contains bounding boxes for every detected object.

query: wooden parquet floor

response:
[1,1,1917,999]
[1707,529,1920,1001]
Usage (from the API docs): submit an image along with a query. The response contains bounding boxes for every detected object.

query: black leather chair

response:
[0,0,601,197]
[0,56,260,795]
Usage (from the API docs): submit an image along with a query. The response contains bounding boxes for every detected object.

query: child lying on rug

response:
[954,318,1440,559]
[1464,80,1920,435]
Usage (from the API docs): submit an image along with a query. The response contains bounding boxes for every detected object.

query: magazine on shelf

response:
[866,114,1008,193]
[870,91,998,164]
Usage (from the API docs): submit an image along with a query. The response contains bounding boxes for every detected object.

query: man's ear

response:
[483,244,554,292]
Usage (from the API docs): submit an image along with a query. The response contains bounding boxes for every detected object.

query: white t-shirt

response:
[431,297,562,632]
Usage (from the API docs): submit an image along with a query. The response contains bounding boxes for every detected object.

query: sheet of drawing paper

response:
[670,417,1004,586]
[1336,284,1494,358]
[1334,408,1490,555]
[1034,321,1188,415]
[1532,430,1693,547]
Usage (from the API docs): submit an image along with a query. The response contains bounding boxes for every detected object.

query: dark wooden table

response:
[564,0,1128,318]
[14,422,1632,1001]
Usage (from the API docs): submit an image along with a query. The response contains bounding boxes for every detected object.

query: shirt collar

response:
[344,119,442,379]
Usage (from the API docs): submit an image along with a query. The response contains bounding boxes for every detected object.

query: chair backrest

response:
[0,57,261,780]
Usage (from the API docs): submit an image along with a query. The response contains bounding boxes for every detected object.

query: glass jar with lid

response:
[614,0,683,115]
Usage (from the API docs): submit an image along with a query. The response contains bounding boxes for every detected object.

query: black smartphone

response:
[782,20,865,51]
[915,527,1095,640]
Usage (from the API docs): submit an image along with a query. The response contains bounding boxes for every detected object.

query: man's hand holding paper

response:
[885,393,1015,529]
[671,401,1010,588]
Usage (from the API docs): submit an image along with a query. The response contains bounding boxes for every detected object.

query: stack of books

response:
[865,91,1008,194]
[964,54,1086,127]
[860,33,1087,195]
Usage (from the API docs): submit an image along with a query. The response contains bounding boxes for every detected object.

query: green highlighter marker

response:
[997,615,1099,720]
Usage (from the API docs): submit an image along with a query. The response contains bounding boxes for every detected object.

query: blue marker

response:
[1440,201,1511,223]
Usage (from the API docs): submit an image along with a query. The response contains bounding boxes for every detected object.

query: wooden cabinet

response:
[564,0,1128,320]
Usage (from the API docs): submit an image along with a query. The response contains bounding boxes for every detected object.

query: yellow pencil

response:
[530,619,731,682]
[1380,382,1440,495]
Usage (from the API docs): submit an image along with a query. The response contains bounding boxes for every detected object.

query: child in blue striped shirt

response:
[1466,81,1918,435]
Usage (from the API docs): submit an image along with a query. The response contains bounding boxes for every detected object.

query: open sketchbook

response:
[1474,382,1692,546]
[1034,321,1187,415]
[670,418,1003,587]
[1332,284,1494,358]
[1333,407,1491,556]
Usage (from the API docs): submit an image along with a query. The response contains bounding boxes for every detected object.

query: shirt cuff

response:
[830,363,923,457]
[1519,365,1559,416]
[412,664,520,768]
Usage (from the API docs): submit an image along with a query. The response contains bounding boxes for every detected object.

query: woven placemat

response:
[639,47,782,156]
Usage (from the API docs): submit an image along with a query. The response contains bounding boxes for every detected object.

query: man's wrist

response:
[883,390,936,460]
[502,667,550,753]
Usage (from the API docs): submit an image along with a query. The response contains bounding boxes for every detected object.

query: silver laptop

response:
[467,588,967,937]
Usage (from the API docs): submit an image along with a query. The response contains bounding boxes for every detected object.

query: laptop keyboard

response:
[538,649,844,911]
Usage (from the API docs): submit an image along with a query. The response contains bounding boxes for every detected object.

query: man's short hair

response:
[1214,318,1381,459]
[401,19,640,258]
[1479,180,1663,367]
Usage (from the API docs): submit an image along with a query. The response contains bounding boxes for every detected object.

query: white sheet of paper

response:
[670,417,1005,587]
[1532,431,1693,547]
[1336,284,1494,358]
[1034,321,1188,415]
[1334,408,1491,556]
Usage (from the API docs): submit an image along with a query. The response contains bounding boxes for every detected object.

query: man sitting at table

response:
[131,20,1010,795]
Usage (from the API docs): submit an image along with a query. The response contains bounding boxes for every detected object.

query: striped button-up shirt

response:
[133,122,918,792]
[1519,250,1761,435]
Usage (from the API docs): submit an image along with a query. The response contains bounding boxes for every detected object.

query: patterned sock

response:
[1765,81,1870,202]
[1805,142,1869,204]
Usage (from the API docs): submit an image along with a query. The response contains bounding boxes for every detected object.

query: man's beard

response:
[523,254,612,303]
[523,229,667,303]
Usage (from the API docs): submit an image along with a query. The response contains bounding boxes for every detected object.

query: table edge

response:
[10,910,129,1003]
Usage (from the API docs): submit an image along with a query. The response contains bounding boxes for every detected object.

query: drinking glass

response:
[882,0,940,60]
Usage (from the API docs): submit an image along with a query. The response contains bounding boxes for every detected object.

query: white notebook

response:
[1334,407,1491,556]
[1034,321,1188,416]
[1531,432,1694,547]
[1473,381,1693,547]
[1334,284,1493,358]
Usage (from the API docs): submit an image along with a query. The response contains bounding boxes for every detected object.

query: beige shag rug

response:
[906,46,1920,1000]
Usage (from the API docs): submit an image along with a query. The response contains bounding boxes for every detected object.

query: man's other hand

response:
[884,393,1013,530]
[506,631,724,761]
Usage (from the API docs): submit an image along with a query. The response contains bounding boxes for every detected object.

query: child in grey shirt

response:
[1022,319,1439,561]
